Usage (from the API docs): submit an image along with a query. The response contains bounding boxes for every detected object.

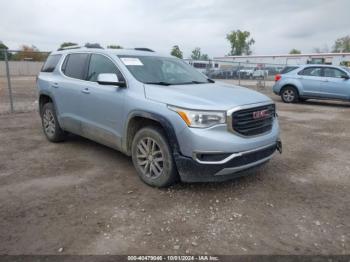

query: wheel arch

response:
[123,111,181,157]
[39,92,54,115]
[280,84,300,96]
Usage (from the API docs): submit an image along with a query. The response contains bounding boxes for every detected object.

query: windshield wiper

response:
[177,80,215,85]
[145,81,172,86]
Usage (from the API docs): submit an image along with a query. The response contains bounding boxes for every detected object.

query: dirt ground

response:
[0,79,349,255]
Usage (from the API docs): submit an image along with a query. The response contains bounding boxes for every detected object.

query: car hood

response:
[144,82,272,110]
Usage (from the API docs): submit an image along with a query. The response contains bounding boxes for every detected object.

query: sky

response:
[1,0,349,58]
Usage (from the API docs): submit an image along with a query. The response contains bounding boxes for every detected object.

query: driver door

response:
[79,53,126,150]
[321,67,350,100]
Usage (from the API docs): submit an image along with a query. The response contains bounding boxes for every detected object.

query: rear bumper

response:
[174,140,281,183]
[272,83,281,95]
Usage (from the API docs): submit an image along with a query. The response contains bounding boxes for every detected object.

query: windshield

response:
[342,66,350,73]
[118,55,210,85]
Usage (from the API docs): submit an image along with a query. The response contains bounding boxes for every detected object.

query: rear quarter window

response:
[280,66,299,74]
[41,54,62,72]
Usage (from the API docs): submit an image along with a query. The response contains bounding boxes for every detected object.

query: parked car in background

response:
[37,47,281,187]
[273,65,350,103]
[252,69,269,79]
[238,68,254,79]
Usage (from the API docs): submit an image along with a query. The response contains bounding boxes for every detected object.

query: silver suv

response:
[37,47,281,187]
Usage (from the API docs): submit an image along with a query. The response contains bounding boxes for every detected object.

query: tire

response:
[41,102,66,142]
[131,126,178,187]
[281,86,299,103]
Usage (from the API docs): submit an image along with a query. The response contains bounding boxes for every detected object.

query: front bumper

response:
[174,140,281,183]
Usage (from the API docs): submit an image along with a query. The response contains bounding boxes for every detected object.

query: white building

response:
[213,53,350,66]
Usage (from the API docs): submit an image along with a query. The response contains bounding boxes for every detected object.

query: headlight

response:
[168,106,226,128]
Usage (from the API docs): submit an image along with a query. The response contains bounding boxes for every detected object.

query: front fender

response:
[122,110,181,156]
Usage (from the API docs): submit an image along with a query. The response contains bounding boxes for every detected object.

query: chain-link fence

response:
[0,49,49,113]
[186,59,286,94]
[0,50,290,114]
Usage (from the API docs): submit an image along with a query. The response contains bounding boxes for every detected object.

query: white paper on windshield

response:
[121,57,143,66]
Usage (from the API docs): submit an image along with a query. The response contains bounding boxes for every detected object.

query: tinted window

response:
[41,54,62,72]
[299,67,322,77]
[280,66,298,74]
[62,53,89,80]
[87,54,123,82]
[324,68,347,78]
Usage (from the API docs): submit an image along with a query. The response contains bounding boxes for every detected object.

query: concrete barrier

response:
[0,61,44,76]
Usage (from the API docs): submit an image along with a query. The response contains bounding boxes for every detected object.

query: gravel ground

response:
[0,80,349,255]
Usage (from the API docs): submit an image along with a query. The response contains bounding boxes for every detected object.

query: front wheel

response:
[281,86,299,103]
[131,126,178,187]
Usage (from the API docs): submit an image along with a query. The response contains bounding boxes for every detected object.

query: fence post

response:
[263,63,266,88]
[238,62,241,86]
[4,50,14,113]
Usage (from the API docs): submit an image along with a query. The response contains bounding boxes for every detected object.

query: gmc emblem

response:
[252,109,269,119]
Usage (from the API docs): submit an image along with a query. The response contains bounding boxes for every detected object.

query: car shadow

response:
[63,133,268,191]
[299,99,350,108]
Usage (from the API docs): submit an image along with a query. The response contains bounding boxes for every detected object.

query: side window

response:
[87,54,123,82]
[62,53,89,80]
[299,67,322,77]
[41,54,62,72]
[324,68,347,78]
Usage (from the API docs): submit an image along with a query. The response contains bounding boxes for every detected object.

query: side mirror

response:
[341,74,350,80]
[97,73,126,87]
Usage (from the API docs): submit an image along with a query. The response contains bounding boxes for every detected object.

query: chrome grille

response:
[231,104,275,136]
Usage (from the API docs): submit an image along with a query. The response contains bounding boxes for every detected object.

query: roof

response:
[51,47,170,57]
[214,53,350,59]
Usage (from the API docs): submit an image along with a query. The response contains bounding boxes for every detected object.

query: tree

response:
[107,45,123,49]
[170,45,183,59]
[200,53,209,60]
[0,41,9,60]
[191,47,201,60]
[58,42,78,50]
[226,30,255,56]
[289,49,301,54]
[333,35,350,53]
[190,47,210,60]
[12,45,46,61]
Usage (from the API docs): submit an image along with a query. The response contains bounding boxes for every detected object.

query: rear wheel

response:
[131,126,178,187]
[41,102,66,142]
[281,86,299,103]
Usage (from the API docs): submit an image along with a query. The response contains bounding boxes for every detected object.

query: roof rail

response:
[134,48,154,52]
[58,45,81,51]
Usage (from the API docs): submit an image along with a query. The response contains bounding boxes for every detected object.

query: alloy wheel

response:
[43,109,55,137]
[136,137,164,179]
[283,89,295,102]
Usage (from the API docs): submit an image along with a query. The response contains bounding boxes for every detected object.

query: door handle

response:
[51,83,59,88]
[81,88,90,94]
[322,79,329,82]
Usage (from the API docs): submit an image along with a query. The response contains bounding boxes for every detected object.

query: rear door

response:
[297,67,323,97]
[320,67,350,100]
[54,53,90,134]
[79,53,126,149]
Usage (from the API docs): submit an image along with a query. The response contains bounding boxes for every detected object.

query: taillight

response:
[275,74,282,82]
